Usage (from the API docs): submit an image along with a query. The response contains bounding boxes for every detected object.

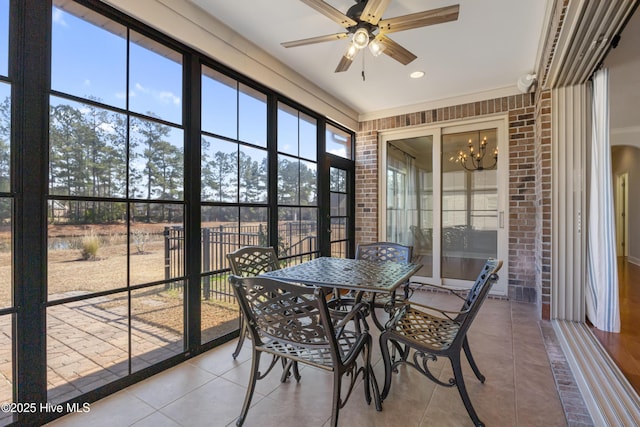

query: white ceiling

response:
[188,0,549,116]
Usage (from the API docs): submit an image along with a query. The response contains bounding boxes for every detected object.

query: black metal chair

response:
[329,242,413,330]
[226,246,281,359]
[379,258,502,427]
[229,275,380,427]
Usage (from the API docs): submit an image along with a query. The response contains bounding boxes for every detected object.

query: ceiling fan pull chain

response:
[362,52,366,81]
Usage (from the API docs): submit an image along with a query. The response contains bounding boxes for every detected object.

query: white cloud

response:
[52,9,68,27]
[158,91,181,106]
[83,79,91,87]
[132,83,180,105]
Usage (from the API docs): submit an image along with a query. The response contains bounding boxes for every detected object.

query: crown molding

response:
[358,85,522,122]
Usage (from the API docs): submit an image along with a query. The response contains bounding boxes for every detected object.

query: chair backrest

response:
[454,258,503,339]
[356,242,413,263]
[229,275,339,360]
[227,246,280,277]
[409,226,431,252]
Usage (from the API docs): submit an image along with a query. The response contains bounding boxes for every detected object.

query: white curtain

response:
[586,68,620,332]
[387,150,417,246]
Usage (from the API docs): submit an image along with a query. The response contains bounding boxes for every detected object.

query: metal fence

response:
[164,222,318,300]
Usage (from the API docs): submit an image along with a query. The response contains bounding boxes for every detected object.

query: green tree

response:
[277,157,299,204]
[239,151,266,202]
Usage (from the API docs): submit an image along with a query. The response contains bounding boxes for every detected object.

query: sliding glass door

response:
[385,136,434,278]
[441,129,498,281]
[380,119,507,294]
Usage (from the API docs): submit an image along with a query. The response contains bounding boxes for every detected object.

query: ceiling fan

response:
[282,0,460,73]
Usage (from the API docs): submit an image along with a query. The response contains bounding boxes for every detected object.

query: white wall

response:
[611,146,640,263]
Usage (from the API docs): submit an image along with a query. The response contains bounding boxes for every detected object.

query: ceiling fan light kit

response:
[352,27,370,49]
[282,0,460,73]
[368,39,385,56]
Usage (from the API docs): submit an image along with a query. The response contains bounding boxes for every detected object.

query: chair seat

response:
[260,330,365,370]
[390,307,460,351]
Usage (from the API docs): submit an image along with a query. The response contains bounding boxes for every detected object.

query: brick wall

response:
[356,93,544,305]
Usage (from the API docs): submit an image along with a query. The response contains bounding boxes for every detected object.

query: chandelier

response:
[454,132,498,171]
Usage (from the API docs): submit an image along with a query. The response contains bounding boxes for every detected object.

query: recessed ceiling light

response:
[410,71,425,79]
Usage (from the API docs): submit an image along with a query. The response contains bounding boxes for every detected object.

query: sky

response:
[0,0,351,195]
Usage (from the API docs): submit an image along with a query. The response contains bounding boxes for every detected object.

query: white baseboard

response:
[627,256,640,267]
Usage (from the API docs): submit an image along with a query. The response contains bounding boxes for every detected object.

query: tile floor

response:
[47,292,567,427]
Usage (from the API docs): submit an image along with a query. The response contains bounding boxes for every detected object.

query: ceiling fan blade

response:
[282,32,349,48]
[378,4,459,34]
[360,0,392,25]
[335,55,354,72]
[300,0,358,28]
[377,35,417,65]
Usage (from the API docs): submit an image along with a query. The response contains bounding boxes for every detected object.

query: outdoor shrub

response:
[81,232,100,260]
[132,229,151,254]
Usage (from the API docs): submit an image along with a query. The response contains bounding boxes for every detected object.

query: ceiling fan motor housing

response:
[346,1,367,21]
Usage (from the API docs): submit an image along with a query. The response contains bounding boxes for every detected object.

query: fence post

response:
[203,228,210,300]
[164,227,170,281]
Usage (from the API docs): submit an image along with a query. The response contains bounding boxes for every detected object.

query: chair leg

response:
[280,360,301,383]
[463,336,485,383]
[236,348,261,426]
[330,371,342,427]
[232,313,245,359]
[379,333,393,400]
[365,334,382,411]
[451,355,484,427]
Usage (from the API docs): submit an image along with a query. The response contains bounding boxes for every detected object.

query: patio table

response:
[261,256,421,295]
[261,256,422,408]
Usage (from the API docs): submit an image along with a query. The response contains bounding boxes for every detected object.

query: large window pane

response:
[201,271,238,345]
[0,82,9,193]
[326,124,352,159]
[0,0,8,77]
[278,207,297,258]
[201,205,238,273]
[48,200,128,298]
[49,97,127,198]
[442,129,498,280]
[201,136,238,202]
[278,155,299,205]
[47,294,129,404]
[330,167,346,192]
[130,203,184,285]
[329,166,350,258]
[277,103,298,156]
[299,208,318,254]
[239,84,266,147]
[0,198,9,309]
[0,314,11,415]
[129,117,184,200]
[299,113,317,161]
[241,207,268,246]
[202,66,237,139]
[386,137,433,277]
[300,160,317,206]
[51,3,126,108]
[131,283,184,372]
[239,145,267,203]
[129,31,182,125]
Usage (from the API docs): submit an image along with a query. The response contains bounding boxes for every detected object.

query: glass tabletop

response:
[262,257,422,293]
